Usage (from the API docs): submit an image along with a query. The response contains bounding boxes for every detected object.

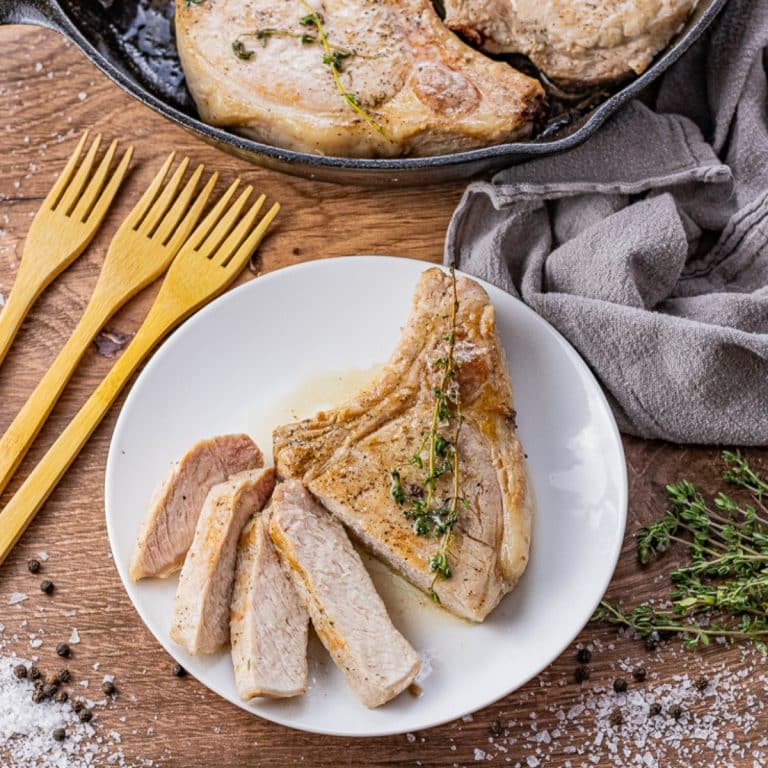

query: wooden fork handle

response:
[0,298,110,495]
[0,305,178,566]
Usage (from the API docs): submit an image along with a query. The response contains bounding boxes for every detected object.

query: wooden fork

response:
[0,132,132,368]
[0,181,279,565]
[0,153,216,496]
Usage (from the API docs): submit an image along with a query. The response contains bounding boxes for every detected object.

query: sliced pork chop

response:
[171,468,275,654]
[175,0,545,158]
[230,514,309,699]
[130,435,263,581]
[269,480,421,708]
[273,269,532,622]
[443,0,697,88]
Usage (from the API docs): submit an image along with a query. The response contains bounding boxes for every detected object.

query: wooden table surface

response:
[1,24,767,768]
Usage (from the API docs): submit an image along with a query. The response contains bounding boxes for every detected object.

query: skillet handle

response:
[0,0,68,30]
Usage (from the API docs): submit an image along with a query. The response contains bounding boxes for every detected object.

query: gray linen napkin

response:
[445,0,768,445]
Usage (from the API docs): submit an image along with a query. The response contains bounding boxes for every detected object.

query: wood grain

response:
[1,24,767,768]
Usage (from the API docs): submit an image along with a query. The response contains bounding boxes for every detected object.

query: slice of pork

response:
[269,480,421,708]
[170,468,275,654]
[230,514,309,699]
[130,435,262,581]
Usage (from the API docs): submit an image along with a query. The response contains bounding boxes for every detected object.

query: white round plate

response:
[105,256,627,737]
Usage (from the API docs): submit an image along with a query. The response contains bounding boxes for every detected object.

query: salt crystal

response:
[526,757,539,767]
[78,91,87,101]
[8,592,28,605]
[473,748,487,761]
[28,638,43,649]
[69,628,81,644]
[406,733,416,743]
[37,551,49,561]
[462,714,474,723]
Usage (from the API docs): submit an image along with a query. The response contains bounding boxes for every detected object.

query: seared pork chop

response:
[230,515,309,699]
[171,468,275,654]
[175,0,544,158]
[269,481,421,708]
[273,269,532,622]
[130,435,262,581]
[443,0,697,87]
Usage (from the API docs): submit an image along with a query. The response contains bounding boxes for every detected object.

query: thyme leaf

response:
[232,39,254,60]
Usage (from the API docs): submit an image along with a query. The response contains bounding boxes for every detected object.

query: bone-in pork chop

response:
[130,435,263,581]
[269,481,421,708]
[175,0,544,157]
[171,468,276,655]
[443,0,697,88]
[230,514,309,700]
[273,269,532,622]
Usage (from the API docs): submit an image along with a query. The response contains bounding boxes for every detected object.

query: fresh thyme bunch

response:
[594,451,768,652]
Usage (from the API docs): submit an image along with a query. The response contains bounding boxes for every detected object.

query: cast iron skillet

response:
[1,0,727,185]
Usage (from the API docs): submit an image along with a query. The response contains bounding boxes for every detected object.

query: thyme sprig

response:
[231,2,392,142]
[594,451,768,652]
[391,267,467,603]
[297,0,391,141]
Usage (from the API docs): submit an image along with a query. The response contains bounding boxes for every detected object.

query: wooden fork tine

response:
[84,145,134,226]
[43,130,89,211]
[159,168,217,252]
[56,133,102,216]
[197,186,253,258]
[123,152,176,229]
[70,138,118,222]
[214,193,266,265]
[138,157,190,235]
[186,179,242,251]
[222,201,280,272]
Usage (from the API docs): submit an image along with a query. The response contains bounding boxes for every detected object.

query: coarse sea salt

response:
[8,592,28,606]
[0,656,135,767]
[69,628,80,645]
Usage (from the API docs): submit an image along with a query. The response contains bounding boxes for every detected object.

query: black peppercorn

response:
[54,689,69,704]
[42,683,58,699]
[72,699,85,713]
[40,580,54,595]
[644,636,658,652]
[57,669,71,684]
[694,676,709,692]
[649,702,662,716]
[45,672,59,686]
[490,720,504,738]
[13,664,27,680]
[101,680,116,696]
[608,708,624,727]
[172,663,186,677]
[32,687,45,704]
[574,665,590,684]
[27,559,41,574]
[632,667,647,683]
[52,727,66,742]
[56,643,70,658]
[668,703,683,720]
[576,648,592,664]
[29,666,41,681]
[78,709,93,723]
[613,678,628,693]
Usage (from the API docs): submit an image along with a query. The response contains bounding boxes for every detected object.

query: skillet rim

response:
[1,0,729,175]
